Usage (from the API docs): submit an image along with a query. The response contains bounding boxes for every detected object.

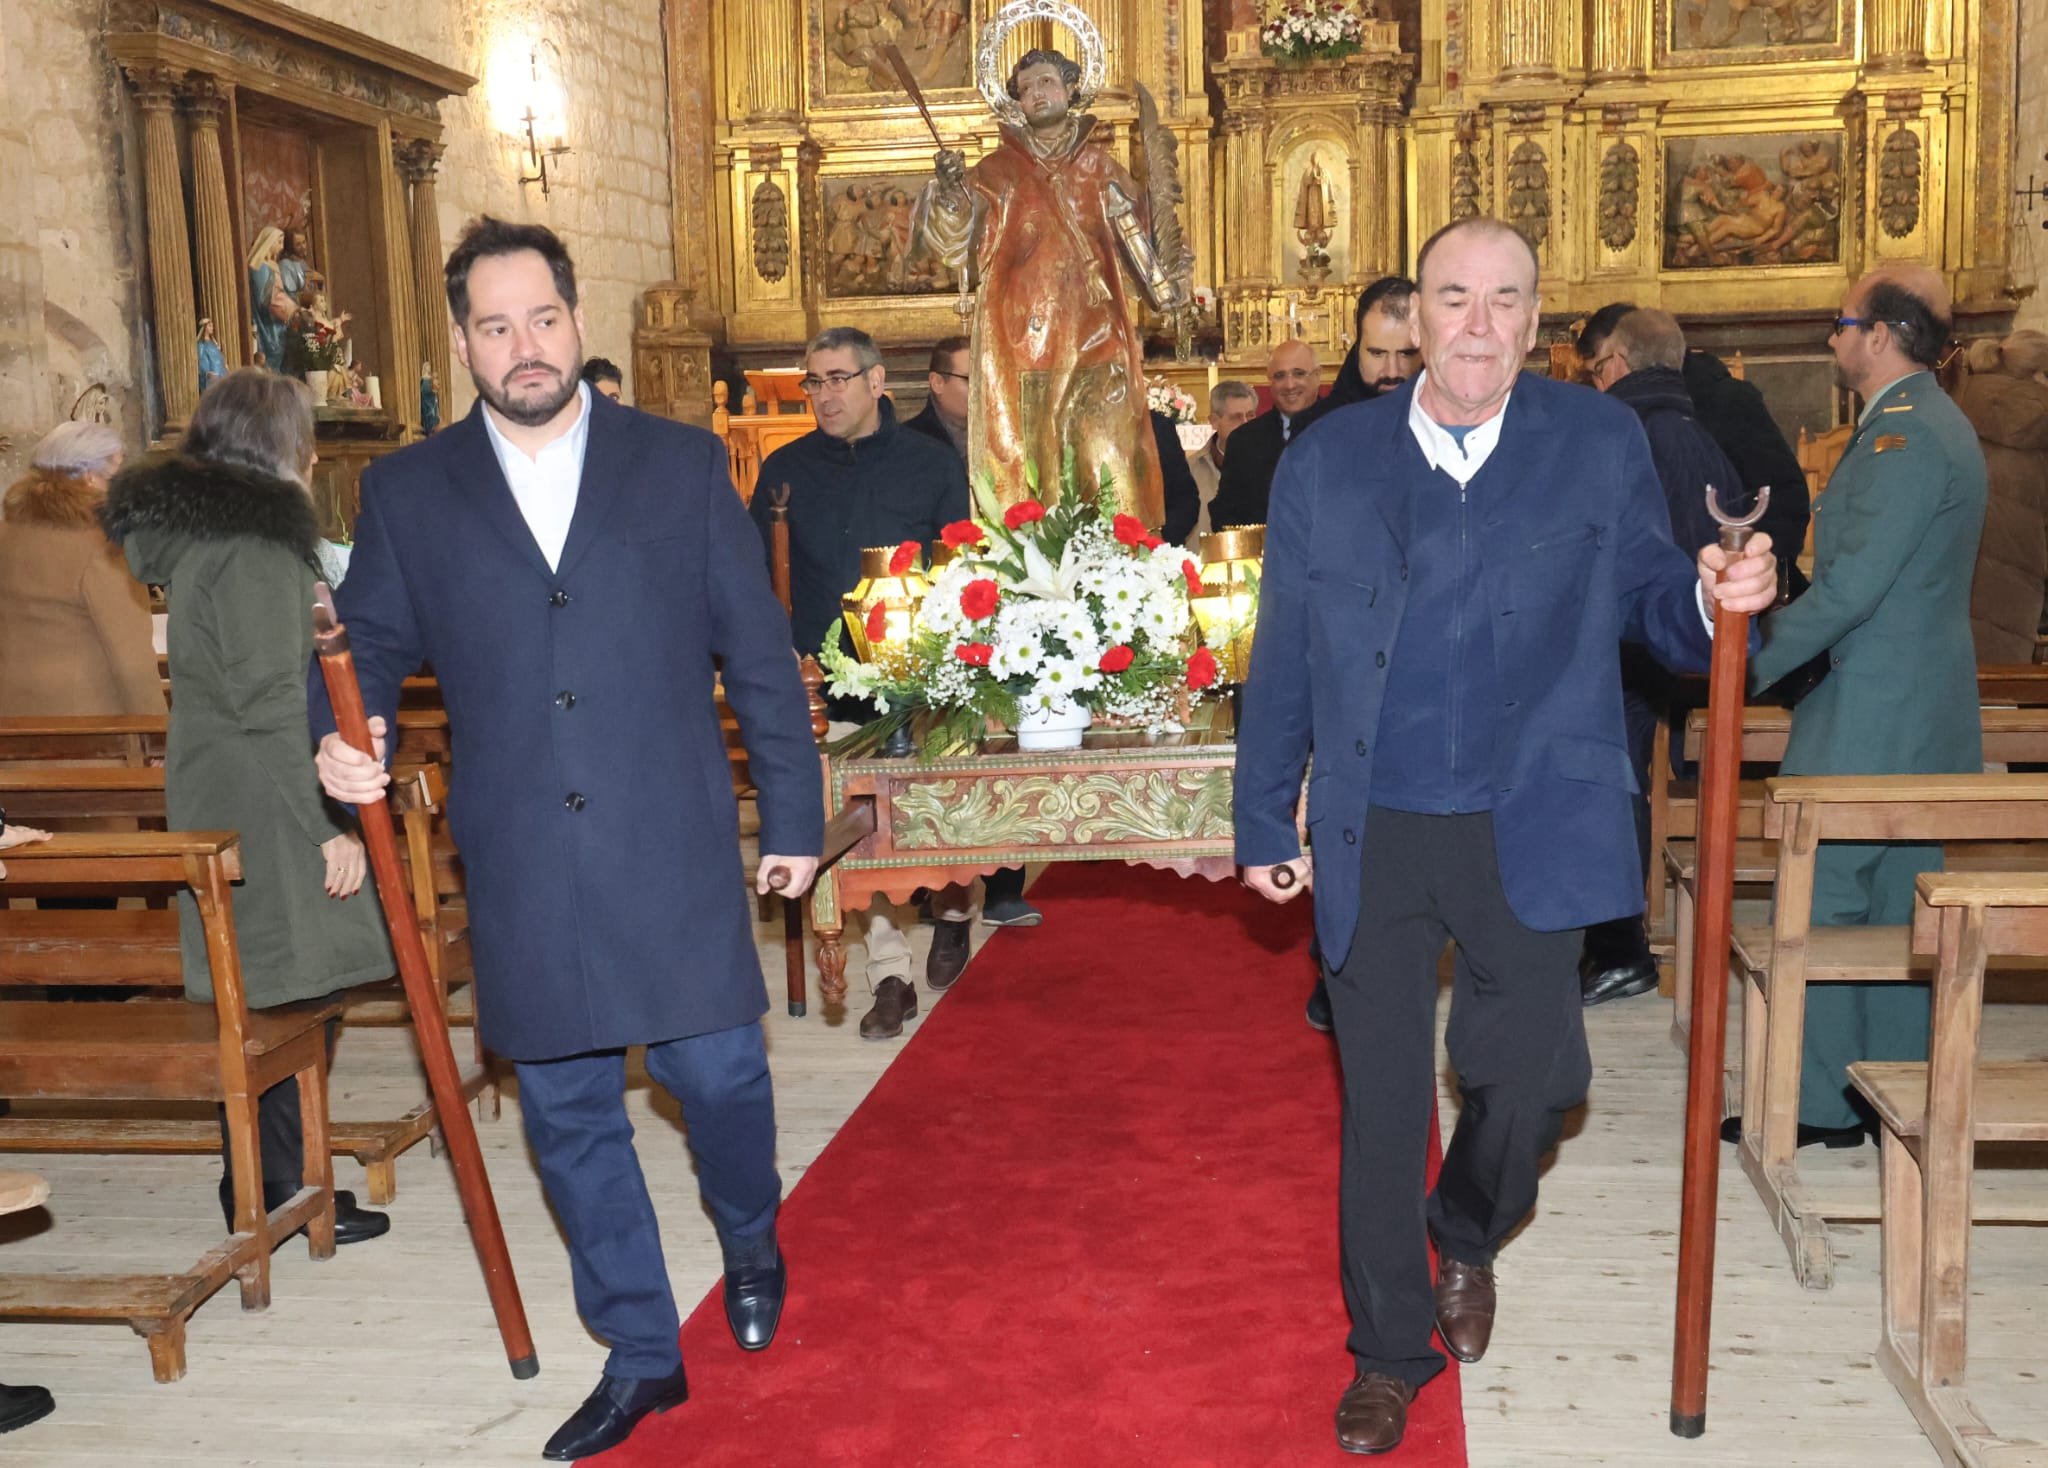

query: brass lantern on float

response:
[1191,526,1264,684]
[840,545,930,674]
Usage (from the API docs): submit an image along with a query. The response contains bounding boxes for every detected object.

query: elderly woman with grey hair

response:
[0,421,165,718]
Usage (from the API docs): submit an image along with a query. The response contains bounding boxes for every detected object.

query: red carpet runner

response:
[597,863,1467,1466]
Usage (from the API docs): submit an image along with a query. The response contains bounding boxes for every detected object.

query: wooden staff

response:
[312,585,538,1380]
[1671,484,1769,1437]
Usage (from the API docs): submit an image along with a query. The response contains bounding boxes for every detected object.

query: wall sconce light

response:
[518,39,570,196]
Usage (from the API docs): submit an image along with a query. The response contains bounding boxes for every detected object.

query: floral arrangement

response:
[1259,0,1369,61]
[820,462,1220,756]
[1146,378,1198,425]
[284,317,344,374]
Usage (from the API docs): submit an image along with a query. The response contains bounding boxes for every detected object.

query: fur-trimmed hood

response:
[2,469,107,530]
[100,453,321,583]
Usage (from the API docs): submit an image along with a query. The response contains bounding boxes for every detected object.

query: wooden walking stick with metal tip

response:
[312,584,539,1380]
[1671,483,1769,1437]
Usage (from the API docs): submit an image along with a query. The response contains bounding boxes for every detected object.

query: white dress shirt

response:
[481,381,593,571]
[1405,371,1510,487]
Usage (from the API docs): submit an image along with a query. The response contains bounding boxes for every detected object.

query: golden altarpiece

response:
[651,0,2023,436]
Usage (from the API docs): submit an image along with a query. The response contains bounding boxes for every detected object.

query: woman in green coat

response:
[102,369,393,1244]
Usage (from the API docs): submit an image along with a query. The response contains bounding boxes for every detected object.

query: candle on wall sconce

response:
[512,37,571,196]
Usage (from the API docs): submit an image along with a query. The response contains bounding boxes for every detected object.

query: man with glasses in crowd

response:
[750,327,976,1039]
[1725,264,1987,1149]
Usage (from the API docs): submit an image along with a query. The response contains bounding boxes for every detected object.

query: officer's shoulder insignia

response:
[1873,433,1909,453]
[1880,403,1915,413]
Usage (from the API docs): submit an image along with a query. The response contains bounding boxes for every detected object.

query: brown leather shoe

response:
[859,976,917,1041]
[1434,1257,1497,1363]
[1334,1372,1415,1455]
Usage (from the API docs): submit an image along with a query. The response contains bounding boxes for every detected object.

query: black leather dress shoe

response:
[1580,956,1660,1006]
[725,1252,787,1351]
[925,918,972,991]
[0,1382,54,1434]
[860,976,918,1040]
[1305,978,1334,1033]
[1719,1115,1868,1148]
[541,1364,689,1461]
[220,1181,391,1244]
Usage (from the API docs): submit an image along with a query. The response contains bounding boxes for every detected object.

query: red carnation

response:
[959,578,1001,620]
[1004,501,1047,530]
[1113,514,1148,547]
[889,539,920,576]
[1143,534,1164,551]
[955,642,994,667]
[1099,645,1135,674]
[1186,646,1219,690]
[1181,558,1205,597]
[865,601,889,644]
[942,520,986,549]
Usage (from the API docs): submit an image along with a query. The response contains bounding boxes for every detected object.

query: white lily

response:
[1010,533,1087,604]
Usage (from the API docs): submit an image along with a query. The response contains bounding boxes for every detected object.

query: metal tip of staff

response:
[1670,1408,1705,1438]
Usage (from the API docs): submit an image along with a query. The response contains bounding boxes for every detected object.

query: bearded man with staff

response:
[907,0,1193,527]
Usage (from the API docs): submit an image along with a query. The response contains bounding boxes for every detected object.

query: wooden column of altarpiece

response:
[106,0,471,445]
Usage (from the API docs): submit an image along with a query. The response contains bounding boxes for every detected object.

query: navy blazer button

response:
[556,690,577,709]
[1343,829,1357,845]
[1374,651,1386,668]
[549,589,570,607]
[564,792,586,811]
[1399,565,1409,579]
[1355,739,1368,756]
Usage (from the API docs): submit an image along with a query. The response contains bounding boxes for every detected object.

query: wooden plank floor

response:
[2,857,2042,1465]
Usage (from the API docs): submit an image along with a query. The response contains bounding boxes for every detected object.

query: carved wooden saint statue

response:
[914,3,1191,527]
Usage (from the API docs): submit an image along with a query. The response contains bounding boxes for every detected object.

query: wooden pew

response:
[0,765,490,1206]
[1664,707,2048,1041]
[0,833,337,1381]
[0,715,165,766]
[1727,774,2048,1289]
[1851,872,2048,1468]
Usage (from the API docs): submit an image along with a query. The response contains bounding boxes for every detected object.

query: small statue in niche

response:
[247,227,297,372]
[420,362,441,434]
[279,226,314,298]
[1294,150,1337,285]
[196,317,227,394]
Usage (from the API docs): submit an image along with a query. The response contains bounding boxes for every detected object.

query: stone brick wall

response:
[2018,0,2048,331]
[0,0,673,483]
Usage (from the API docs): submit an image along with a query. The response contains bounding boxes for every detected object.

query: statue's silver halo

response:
[974,0,1108,128]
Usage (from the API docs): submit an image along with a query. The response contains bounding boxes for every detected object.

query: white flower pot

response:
[302,369,331,402]
[1016,700,1093,751]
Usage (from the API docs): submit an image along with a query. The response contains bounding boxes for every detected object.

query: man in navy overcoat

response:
[312,219,823,1461]
[1233,218,1781,1454]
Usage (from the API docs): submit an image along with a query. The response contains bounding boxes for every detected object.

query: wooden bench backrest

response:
[1763,773,2048,843]
[0,715,166,765]
[1686,705,2048,764]
[1911,870,2048,957]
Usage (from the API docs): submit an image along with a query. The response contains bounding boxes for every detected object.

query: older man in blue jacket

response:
[312,219,823,1462]
[1234,218,1780,1455]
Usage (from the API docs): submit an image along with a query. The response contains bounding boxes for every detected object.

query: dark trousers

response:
[217,1013,340,1205]
[983,865,1026,905]
[1328,808,1591,1387]
[513,1021,780,1379]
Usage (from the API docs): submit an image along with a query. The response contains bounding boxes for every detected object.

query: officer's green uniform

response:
[1747,370,1988,1130]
